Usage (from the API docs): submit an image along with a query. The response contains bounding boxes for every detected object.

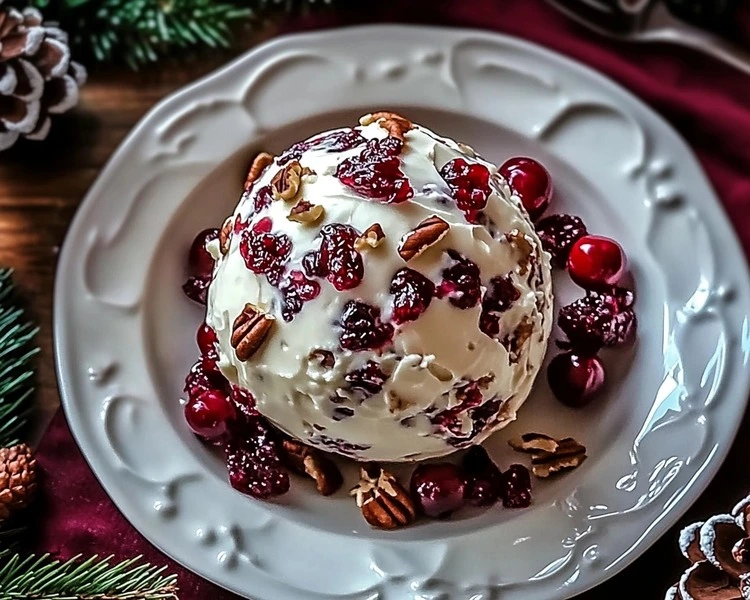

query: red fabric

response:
[30,0,750,598]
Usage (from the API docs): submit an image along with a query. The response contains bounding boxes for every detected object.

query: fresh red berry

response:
[567,235,626,291]
[188,229,219,280]
[196,324,218,355]
[547,352,606,407]
[410,463,466,518]
[184,389,235,440]
[182,276,210,305]
[499,157,552,221]
[502,464,532,508]
[462,446,503,507]
[183,360,228,402]
[535,214,588,268]
[390,268,435,324]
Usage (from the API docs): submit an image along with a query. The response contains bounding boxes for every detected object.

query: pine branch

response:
[0,269,39,449]
[0,554,179,599]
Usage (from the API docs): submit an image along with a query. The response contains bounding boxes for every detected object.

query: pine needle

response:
[0,554,179,599]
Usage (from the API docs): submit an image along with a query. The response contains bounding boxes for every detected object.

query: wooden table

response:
[2,34,748,600]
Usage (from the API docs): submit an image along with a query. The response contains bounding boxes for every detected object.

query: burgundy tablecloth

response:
[29,0,750,598]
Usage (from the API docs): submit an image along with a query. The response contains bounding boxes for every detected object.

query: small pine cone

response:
[0,443,37,524]
[0,0,86,151]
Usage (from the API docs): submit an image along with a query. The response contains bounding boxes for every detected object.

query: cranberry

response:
[229,385,259,419]
[338,300,394,351]
[345,361,388,398]
[253,185,274,213]
[479,275,520,339]
[567,235,626,291]
[535,214,588,268]
[225,416,289,499]
[188,229,219,280]
[313,224,364,291]
[547,352,606,407]
[184,389,235,440]
[462,446,503,507]
[501,464,532,508]
[182,276,210,305]
[336,137,413,203]
[239,218,292,285]
[558,288,636,351]
[437,251,482,309]
[390,268,435,324]
[196,324,218,355]
[410,463,466,518]
[280,270,321,321]
[499,157,552,221]
[440,158,491,222]
[279,129,366,165]
[183,360,228,402]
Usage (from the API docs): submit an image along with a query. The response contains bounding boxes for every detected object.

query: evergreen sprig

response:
[0,269,39,449]
[0,554,179,599]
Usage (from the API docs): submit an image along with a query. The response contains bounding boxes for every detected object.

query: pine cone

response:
[666,494,750,599]
[0,443,37,524]
[0,0,86,151]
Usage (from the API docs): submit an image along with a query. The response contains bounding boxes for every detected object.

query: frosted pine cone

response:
[666,494,750,599]
[0,0,86,151]
[0,443,37,524]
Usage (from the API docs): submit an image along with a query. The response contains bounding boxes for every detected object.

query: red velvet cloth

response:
[30,0,750,598]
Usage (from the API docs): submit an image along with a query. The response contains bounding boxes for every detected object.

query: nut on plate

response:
[351,463,416,530]
[398,215,450,262]
[280,439,343,496]
[509,433,587,478]
[245,152,275,191]
[231,303,275,361]
[360,111,413,140]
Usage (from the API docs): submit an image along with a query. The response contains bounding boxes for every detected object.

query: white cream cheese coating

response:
[205,115,553,462]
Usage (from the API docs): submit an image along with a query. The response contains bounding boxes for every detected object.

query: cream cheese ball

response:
[206,113,553,462]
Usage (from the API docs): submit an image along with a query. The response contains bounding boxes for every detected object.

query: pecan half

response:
[231,303,275,361]
[351,463,416,530]
[509,433,587,478]
[271,160,308,201]
[219,217,233,255]
[355,223,386,251]
[398,215,450,262]
[360,112,413,141]
[245,152,274,191]
[288,200,325,225]
[281,439,343,496]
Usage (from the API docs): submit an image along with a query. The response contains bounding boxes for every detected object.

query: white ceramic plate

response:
[54,25,750,600]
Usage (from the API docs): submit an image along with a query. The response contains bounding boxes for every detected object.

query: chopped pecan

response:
[360,112,413,141]
[219,217,233,255]
[271,160,308,201]
[231,303,275,361]
[509,433,587,478]
[288,200,325,225]
[505,229,534,276]
[733,538,750,564]
[309,349,335,368]
[245,152,274,191]
[351,463,416,530]
[281,439,343,496]
[508,432,560,455]
[398,215,450,262]
[355,223,386,251]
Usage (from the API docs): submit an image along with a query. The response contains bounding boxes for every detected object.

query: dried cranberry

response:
[479,275,520,339]
[462,446,503,507]
[184,389,235,441]
[253,185,274,213]
[196,324,218,355]
[389,268,435,324]
[302,251,325,278]
[338,300,394,351]
[558,288,636,351]
[410,463,466,518]
[280,270,321,321]
[440,158,491,222]
[437,251,482,309]
[535,214,588,268]
[502,464,532,508]
[182,276,210,305]
[567,235,627,291]
[225,416,290,499]
[278,129,366,165]
[188,229,218,280]
[345,361,388,397]
[547,352,606,408]
[313,224,364,291]
[336,137,413,203]
[239,218,292,285]
[499,157,552,221]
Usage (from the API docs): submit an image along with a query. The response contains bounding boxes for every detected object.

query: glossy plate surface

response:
[54,25,750,600]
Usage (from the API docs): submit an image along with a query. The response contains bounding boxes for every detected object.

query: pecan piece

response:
[509,434,587,478]
[231,303,275,361]
[288,200,325,225]
[505,229,534,276]
[309,349,335,368]
[355,223,386,251]
[398,215,450,262]
[219,217,233,255]
[281,439,343,496]
[508,432,559,455]
[351,463,416,530]
[271,160,308,201]
[245,152,274,191]
[360,111,413,141]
